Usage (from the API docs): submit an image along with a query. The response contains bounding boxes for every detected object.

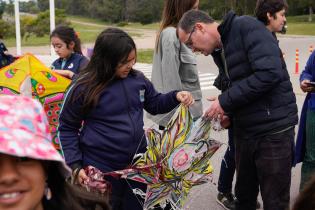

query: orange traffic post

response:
[309,45,314,55]
[295,49,299,74]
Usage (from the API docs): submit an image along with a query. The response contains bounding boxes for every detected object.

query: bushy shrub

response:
[0,19,15,38]
[117,21,129,27]
[23,9,69,37]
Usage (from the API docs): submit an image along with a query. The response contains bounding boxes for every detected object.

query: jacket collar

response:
[218,11,236,45]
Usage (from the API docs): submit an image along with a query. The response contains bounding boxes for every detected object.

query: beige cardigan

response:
[147,27,203,127]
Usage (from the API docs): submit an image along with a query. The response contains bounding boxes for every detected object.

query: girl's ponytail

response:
[73,32,82,54]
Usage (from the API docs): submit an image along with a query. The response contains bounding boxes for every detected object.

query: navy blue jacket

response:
[0,42,14,68]
[51,53,89,74]
[0,42,8,54]
[295,51,315,164]
[58,70,180,172]
[214,11,298,139]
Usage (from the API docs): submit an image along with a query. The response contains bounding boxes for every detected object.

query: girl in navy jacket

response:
[296,50,315,189]
[58,28,194,210]
[50,26,89,79]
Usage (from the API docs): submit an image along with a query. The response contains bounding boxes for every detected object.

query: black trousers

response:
[234,128,294,210]
[218,129,236,194]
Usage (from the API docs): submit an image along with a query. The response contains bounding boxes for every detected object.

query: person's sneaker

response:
[216,192,236,210]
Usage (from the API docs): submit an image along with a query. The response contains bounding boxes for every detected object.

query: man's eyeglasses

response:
[184,26,196,49]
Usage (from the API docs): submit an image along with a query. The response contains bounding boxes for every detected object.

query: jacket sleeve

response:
[143,77,180,115]
[0,42,8,52]
[219,19,284,112]
[58,84,85,168]
[159,29,182,92]
[300,51,315,82]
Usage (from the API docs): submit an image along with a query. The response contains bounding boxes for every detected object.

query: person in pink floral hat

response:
[0,95,110,210]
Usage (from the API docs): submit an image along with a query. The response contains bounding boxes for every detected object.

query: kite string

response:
[130,104,181,165]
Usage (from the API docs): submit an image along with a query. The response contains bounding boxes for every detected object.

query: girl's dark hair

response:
[156,0,198,51]
[255,0,288,25]
[69,28,136,113]
[50,25,82,54]
[43,162,110,210]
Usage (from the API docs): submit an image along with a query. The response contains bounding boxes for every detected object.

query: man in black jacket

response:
[177,8,298,210]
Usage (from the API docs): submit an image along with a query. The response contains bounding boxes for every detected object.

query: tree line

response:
[38,0,315,22]
[0,0,313,24]
[0,0,313,39]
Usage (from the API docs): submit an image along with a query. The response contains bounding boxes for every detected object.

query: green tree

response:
[20,1,39,14]
[37,0,49,11]
[301,0,314,21]
[0,19,15,38]
[4,1,14,15]
[0,0,6,18]
[128,0,163,24]
[24,9,69,37]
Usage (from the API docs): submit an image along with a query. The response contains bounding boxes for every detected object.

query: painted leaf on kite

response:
[109,105,222,210]
[0,53,71,154]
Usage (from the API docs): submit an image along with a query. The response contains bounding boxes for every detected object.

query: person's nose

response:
[0,157,20,186]
[127,60,135,69]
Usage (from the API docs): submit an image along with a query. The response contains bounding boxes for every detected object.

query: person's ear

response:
[68,41,75,50]
[195,23,204,33]
[267,12,272,21]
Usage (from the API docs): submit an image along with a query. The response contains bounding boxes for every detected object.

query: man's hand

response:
[220,115,231,128]
[176,91,195,106]
[204,96,225,120]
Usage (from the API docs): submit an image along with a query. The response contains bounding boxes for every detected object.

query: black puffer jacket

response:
[214,11,298,139]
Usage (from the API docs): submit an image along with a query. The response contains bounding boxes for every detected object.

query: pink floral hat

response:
[0,95,71,178]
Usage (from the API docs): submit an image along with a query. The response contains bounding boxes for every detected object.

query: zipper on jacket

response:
[121,81,136,141]
[221,48,231,80]
[267,108,270,116]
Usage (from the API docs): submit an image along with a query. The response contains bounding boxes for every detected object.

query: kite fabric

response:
[108,105,223,210]
[0,53,71,153]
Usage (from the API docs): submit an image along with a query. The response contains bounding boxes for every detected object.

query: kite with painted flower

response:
[107,105,222,210]
[0,53,71,154]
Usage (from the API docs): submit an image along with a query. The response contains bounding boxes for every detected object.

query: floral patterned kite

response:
[108,105,222,209]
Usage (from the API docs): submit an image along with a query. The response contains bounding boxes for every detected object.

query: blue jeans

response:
[217,129,235,194]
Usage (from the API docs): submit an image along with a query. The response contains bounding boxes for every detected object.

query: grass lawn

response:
[286,22,315,36]
[137,49,154,63]
[5,35,50,47]
[286,15,315,35]
[5,15,150,48]
[287,15,315,22]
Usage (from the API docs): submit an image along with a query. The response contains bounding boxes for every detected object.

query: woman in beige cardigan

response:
[148,0,202,129]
